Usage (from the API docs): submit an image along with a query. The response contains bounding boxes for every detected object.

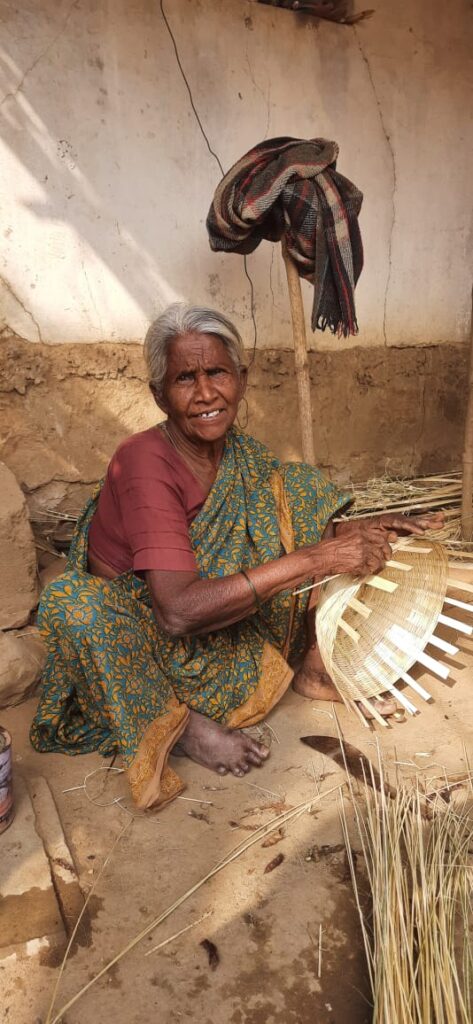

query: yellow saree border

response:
[129,702,189,810]
[226,640,293,730]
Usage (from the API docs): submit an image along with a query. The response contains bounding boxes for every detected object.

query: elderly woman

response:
[31,304,442,809]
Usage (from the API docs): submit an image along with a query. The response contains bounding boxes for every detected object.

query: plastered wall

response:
[1,0,472,349]
[0,0,472,508]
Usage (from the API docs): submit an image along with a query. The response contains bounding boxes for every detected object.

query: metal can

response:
[0,726,14,834]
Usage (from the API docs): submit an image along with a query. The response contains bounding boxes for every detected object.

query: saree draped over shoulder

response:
[31,430,350,809]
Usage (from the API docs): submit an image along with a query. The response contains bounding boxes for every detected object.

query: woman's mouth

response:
[195,409,224,420]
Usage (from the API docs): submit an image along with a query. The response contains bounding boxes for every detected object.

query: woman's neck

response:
[161,421,226,492]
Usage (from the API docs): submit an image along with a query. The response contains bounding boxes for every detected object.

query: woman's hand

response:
[336,510,445,543]
[320,526,393,578]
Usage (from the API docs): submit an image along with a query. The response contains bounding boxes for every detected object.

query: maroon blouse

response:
[88,427,206,574]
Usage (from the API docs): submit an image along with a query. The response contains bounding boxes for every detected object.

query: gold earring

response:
[237,397,249,430]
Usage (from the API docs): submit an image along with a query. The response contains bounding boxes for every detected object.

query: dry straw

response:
[339,756,473,1023]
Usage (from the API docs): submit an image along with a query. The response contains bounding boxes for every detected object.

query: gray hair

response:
[144,303,245,396]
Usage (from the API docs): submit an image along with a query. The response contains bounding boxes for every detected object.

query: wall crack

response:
[159,0,258,351]
[0,274,43,342]
[354,27,396,347]
[0,0,77,110]
[159,0,224,176]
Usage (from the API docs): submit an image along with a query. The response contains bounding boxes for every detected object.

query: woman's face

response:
[154,332,247,444]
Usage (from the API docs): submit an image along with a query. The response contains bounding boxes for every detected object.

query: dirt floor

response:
[1,613,473,1024]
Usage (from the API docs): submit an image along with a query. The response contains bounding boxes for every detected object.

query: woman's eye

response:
[177,372,194,383]
[208,368,227,377]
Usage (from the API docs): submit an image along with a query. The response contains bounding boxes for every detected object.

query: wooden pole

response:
[281,237,315,464]
[461,285,473,540]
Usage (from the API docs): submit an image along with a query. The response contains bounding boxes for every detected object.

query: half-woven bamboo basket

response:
[315,542,452,712]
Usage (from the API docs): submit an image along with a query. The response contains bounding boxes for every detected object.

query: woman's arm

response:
[145,524,392,637]
[146,510,444,637]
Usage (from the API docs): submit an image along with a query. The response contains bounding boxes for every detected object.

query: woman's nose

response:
[195,373,217,401]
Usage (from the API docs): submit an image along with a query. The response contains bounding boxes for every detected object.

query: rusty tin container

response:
[0,726,14,834]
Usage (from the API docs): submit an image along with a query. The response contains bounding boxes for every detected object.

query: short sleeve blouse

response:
[87,427,206,574]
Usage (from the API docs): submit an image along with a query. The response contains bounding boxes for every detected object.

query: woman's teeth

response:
[199,410,221,419]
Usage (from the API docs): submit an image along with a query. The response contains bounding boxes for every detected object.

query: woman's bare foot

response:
[173,709,270,778]
[293,644,397,719]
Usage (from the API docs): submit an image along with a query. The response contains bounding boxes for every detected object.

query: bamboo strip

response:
[426,634,459,657]
[438,613,473,636]
[447,578,473,594]
[363,657,417,714]
[397,670,432,702]
[346,597,372,619]
[387,625,450,680]
[375,642,433,701]
[358,696,390,727]
[338,619,360,643]
[365,576,398,593]
[382,683,417,715]
[444,595,473,613]
[347,698,372,729]
[385,559,413,572]
[394,545,433,555]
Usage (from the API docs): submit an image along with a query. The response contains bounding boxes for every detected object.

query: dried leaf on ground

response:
[264,852,285,874]
[261,827,285,848]
[229,820,259,832]
[189,809,210,824]
[200,938,219,970]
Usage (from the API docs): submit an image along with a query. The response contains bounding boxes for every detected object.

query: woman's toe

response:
[374,696,398,716]
[217,765,228,774]
[246,751,264,767]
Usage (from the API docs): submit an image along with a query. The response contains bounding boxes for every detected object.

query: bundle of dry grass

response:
[342,471,466,551]
[340,761,473,1023]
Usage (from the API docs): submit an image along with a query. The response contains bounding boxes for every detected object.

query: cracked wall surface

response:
[0,0,471,349]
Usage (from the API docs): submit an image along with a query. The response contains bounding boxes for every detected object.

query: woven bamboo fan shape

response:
[316,542,451,707]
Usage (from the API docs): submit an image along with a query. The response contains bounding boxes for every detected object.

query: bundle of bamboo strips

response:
[340,759,473,1023]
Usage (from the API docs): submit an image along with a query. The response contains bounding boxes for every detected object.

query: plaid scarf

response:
[206,136,363,336]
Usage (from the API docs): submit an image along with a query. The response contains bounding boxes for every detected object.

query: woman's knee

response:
[39,573,106,637]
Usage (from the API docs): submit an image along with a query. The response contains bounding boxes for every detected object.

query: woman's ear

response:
[238,365,248,399]
[149,383,169,416]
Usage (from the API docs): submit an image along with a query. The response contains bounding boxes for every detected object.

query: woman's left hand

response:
[337,510,445,542]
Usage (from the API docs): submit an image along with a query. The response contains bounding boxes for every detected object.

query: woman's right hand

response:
[318,525,393,579]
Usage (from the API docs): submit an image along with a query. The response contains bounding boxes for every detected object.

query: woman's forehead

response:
[167,333,233,369]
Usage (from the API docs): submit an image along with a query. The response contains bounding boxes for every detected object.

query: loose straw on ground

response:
[47,783,345,1024]
[338,754,473,1022]
[144,911,212,957]
[45,818,132,1024]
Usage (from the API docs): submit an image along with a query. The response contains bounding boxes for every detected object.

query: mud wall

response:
[0,336,466,518]
[1,0,472,350]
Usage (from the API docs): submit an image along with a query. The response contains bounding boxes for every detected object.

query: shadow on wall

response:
[0,0,263,343]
